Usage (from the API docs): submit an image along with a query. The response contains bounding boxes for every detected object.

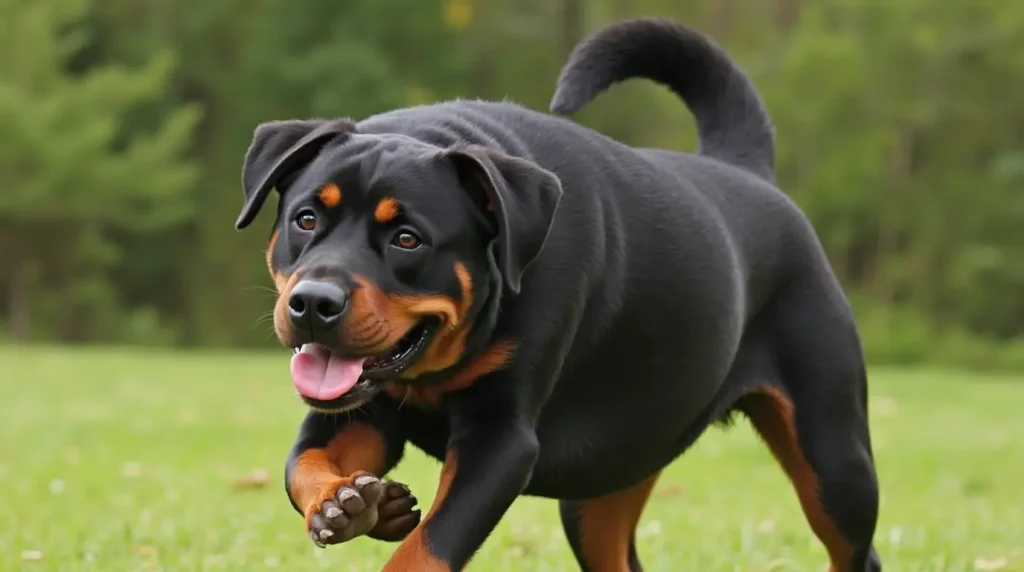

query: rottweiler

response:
[236,17,881,572]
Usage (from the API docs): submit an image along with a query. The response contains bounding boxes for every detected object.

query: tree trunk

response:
[712,0,735,40]
[774,0,802,31]
[871,127,915,303]
[8,252,30,341]
[470,2,496,98]
[560,0,584,59]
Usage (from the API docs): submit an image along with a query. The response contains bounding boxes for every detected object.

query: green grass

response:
[2,346,1023,571]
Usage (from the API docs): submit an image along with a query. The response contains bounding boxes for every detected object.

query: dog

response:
[236,17,881,572]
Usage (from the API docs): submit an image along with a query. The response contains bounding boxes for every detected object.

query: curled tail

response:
[550,17,775,183]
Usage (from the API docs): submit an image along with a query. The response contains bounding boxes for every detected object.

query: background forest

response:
[1,0,1022,370]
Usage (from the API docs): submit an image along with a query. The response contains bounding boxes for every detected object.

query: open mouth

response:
[289,319,439,411]
[361,320,437,379]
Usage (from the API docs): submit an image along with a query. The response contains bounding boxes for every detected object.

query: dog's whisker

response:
[249,312,277,332]
[242,284,279,298]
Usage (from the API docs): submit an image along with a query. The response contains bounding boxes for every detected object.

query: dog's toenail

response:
[319,529,334,540]
[325,507,342,519]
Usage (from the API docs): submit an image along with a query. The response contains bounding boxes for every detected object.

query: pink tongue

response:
[290,344,368,401]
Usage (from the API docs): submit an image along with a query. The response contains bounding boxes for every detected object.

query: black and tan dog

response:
[236,17,881,572]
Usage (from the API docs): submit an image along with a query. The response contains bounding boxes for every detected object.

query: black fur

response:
[241,17,881,571]
[551,17,775,183]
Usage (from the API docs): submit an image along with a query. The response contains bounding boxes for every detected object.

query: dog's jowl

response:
[236,17,882,572]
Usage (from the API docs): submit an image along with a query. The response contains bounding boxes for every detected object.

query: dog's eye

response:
[295,210,317,232]
[392,231,421,250]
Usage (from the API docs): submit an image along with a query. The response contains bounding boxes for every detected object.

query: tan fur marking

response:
[398,261,475,378]
[374,197,401,223]
[576,473,660,572]
[268,230,289,292]
[274,273,301,341]
[345,261,474,376]
[287,423,387,531]
[381,261,514,407]
[385,340,516,408]
[318,183,342,208]
[738,386,856,571]
[267,229,279,272]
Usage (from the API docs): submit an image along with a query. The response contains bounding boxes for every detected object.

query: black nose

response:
[288,281,348,331]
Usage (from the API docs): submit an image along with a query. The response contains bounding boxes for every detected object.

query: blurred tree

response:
[0,0,1019,365]
[761,0,1024,339]
[0,0,199,341]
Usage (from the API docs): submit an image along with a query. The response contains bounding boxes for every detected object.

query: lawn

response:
[1,346,1023,571]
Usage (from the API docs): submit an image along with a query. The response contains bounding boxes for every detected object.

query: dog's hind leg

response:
[559,472,660,572]
[736,283,882,571]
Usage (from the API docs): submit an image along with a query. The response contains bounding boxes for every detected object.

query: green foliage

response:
[0,0,1020,368]
[0,0,198,342]
[853,295,1024,372]
[761,0,1024,343]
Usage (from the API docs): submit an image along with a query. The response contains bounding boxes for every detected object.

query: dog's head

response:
[238,118,562,412]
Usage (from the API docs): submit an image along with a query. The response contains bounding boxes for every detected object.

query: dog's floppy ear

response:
[237,118,355,230]
[445,145,563,295]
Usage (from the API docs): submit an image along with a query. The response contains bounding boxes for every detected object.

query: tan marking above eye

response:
[374,197,401,223]
[318,183,342,208]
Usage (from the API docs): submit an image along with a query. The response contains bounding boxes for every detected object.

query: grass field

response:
[2,346,1023,571]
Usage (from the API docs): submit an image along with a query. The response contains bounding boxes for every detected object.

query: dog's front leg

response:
[383,401,539,571]
[285,398,421,547]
